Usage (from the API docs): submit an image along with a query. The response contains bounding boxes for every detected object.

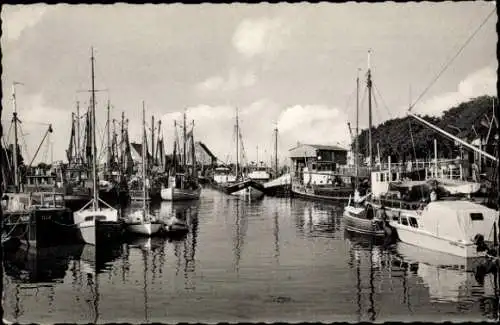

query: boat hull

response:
[78,220,123,245]
[126,222,162,236]
[160,186,202,201]
[75,208,123,245]
[390,221,483,259]
[343,205,386,237]
[229,186,265,200]
[3,207,78,247]
[292,184,352,201]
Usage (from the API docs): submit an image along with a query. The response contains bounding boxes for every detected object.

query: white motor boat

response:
[125,210,162,236]
[370,168,499,260]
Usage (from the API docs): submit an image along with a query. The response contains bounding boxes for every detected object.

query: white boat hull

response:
[390,222,483,259]
[74,207,120,245]
[160,186,201,201]
[127,222,162,236]
[230,186,265,200]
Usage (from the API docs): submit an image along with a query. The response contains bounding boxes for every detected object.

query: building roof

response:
[130,142,152,160]
[196,141,217,159]
[289,143,347,152]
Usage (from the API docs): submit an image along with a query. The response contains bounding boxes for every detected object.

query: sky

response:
[1,2,497,165]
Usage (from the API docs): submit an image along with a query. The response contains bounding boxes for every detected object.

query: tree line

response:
[354,95,498,163]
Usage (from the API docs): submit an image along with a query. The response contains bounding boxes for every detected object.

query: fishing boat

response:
[291,160,354,201]
[1,83,77,247]
[221,178,266,200]
[73,48,123,246]
[213,107,265,200]
[160,112,202,201]
[124,102,162,236]
[2,191,77,247]
[343,58,387,237]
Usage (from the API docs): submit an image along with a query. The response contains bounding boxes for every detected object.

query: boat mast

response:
[76,101,81,164]
[408,112,498,162]
[156,120,162,169]
[183,111,187,173]
[106,100,111,174]
[142,101,147,211]
[151,115,155,167]
[355,69,360,188]
[367,50,373,168]
[191,120,196,179]
[11,82,22,192]
[90,47,98,210]
[236,107,239,179]
[274,124,278,176]
[121,111,125,174]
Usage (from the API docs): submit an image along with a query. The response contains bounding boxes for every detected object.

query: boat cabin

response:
[2,192,66,212]
[213,167,236,184]
[247,164,271,182]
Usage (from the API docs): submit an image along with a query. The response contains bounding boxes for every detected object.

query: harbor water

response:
[2,188,499,323]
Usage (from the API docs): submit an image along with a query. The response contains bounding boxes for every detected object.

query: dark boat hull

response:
[4,207,79,247]
[291,185,352,202]
[343,212,386,237]
[220,179,266,195]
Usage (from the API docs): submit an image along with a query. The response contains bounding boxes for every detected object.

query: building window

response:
[409,217,418,228]
[470,213,484,221]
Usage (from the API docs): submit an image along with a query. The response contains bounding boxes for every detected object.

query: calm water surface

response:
[3,188,500,323]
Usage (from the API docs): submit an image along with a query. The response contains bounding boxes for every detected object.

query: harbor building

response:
[289,143,348,185]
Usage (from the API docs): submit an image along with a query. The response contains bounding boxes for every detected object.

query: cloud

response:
[1,5,54,42]
[413,66,497,117]
[196,69,257,93]
[158,101,351,165]
[232,17,291,58]
[278,105,351,149]
[2,92,72,165]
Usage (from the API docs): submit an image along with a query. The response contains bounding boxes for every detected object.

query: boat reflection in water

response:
[155,200,199,238]
[392,242,499,319]
[344,230,391,322]
[77,243,125,324]
[294,201,342,238]
[3,244,84,284]
[124,237,167,323]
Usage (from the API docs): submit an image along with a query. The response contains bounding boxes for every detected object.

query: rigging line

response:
[372,90,381,127]
[372,82,394,120]
[358,85,368,130]
[3,122,13,145]
[344,83,359,118]
[17,124,33,164]
[408,119,425,201]
[409,7,496,112]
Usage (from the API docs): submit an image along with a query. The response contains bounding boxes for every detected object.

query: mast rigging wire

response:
[409,8,495,112]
